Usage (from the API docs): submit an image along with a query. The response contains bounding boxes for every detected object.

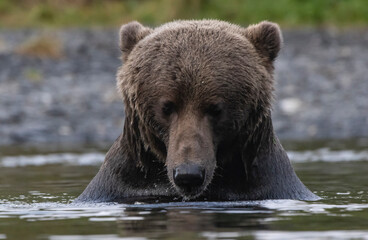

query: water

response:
[0,141,368,240]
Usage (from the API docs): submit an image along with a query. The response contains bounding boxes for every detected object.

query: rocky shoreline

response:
[1,28,368,147]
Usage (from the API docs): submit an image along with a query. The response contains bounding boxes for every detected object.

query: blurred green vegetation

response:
[0,0,368,28]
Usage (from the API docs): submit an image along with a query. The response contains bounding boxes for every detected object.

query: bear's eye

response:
[206,103,222,117]
[162,101,176,117]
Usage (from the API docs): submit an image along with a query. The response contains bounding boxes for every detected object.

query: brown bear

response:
[76,20,318,203]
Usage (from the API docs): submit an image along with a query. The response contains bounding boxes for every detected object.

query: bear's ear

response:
[244,21,282,63]
[119,21,153,61]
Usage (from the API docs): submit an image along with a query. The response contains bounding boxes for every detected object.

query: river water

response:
[0,141,367,240]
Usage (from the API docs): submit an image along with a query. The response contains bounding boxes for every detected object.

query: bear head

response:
[117,20,282,199]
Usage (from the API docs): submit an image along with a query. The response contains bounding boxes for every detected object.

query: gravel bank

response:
[0,28,367,147]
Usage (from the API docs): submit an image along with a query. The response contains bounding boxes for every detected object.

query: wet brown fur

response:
[77,20,318,203]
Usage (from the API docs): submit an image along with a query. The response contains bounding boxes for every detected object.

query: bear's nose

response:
[173,164,205,192]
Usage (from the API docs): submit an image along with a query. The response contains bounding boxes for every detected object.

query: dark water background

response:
[0,140,368,240]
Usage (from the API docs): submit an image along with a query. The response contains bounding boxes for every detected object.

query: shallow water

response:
[0,141,368,240]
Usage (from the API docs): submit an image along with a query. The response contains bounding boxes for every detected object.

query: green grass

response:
[16,33,63,58]
[0,0,368,28]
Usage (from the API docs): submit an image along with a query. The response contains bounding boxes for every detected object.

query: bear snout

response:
[166,112,216,199]
[173,164,205,194]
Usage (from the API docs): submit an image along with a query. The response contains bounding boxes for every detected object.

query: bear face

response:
[77,20,318,203]
[117,20,282,199]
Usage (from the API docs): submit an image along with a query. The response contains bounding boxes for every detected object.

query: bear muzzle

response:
[173,164,205,196]
[166,113,215,199]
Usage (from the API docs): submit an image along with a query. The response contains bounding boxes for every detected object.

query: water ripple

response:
[0,199,368,221]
